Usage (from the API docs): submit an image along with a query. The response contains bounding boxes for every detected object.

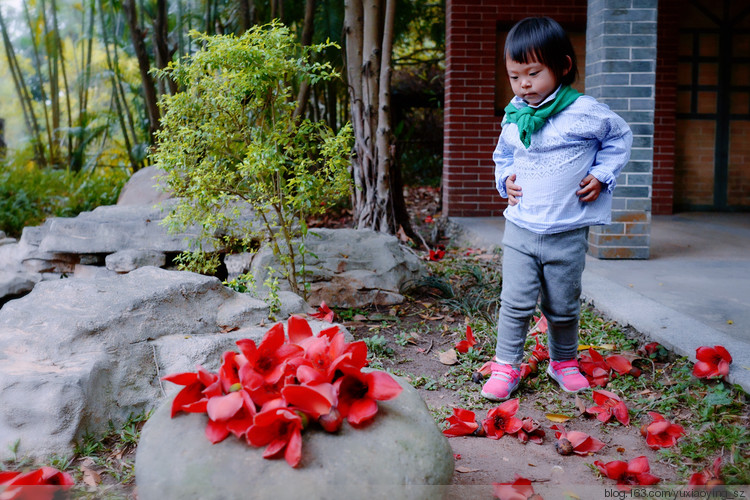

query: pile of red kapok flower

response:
[0,467,73,500]
[163,316,403,468]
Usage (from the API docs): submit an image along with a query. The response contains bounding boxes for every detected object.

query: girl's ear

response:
[562,55,573,77]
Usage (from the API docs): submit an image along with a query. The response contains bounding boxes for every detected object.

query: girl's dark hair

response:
[504,17,578,86]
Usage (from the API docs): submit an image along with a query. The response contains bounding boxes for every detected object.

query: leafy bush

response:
[0,161,128,238]
[153,23,353,297]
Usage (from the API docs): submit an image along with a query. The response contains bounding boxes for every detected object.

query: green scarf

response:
[503,85,582,148]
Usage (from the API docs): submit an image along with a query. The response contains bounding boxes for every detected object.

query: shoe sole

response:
[546,366,589,393]
[480,384,519,402]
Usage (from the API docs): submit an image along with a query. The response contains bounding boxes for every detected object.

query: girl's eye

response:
[510,76,518,80]
[529,72,538,76]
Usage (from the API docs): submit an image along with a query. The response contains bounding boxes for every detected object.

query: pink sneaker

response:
[547,359,590,393]
[481,363,521,401]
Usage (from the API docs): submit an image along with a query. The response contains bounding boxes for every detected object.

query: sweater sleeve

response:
[581,99,633,193]
[493,124,515,199]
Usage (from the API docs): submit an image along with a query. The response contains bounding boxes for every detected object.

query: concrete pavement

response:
[451,213,750,393]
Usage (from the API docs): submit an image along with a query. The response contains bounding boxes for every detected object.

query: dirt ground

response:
[344,298,684,499]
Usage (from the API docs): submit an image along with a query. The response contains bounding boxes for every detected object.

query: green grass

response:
[364,334,395,360]
[0,162,128,238]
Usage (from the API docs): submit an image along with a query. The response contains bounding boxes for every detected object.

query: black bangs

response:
[504,17,578,87]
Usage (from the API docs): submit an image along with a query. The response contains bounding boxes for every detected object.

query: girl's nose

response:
[521,78,531,88]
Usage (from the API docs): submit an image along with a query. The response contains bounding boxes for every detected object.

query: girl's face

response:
[506,56,570,106]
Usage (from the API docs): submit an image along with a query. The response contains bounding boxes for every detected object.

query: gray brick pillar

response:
[585,0,656,259]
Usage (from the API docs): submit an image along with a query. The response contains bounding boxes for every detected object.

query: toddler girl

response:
[482,17,633,401]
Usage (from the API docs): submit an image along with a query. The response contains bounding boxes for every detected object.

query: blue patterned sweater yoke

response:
[493,88,633,235]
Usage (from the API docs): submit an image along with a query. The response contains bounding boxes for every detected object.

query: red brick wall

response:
[675,120,716,206]
[443,0,588,216]
[728,122,750,206]
[653,0,678,215]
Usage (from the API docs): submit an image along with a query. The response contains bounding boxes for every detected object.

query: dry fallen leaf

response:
[455,466,479,473]
[420,314,445,321]
[545,413,573,423]
[575,394,587,414]
[81,464,101,488]
[578,344,617,351]
[439,349,459,365]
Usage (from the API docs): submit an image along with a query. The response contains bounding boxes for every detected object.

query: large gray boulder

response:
[105,249,167,273]
[0,267,314,460]
[0,271,38,301]
[135,378,454,500]
[250,228,425,307]
[116,166,172,206]
[37,201,197,254]
[0,232,42,302]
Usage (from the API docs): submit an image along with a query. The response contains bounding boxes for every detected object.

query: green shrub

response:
[153,23,353,297]
[0,161,128,238]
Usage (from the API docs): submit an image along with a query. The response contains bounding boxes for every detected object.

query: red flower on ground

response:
[443,407,481,437]
[217,350,242,393]
[586,389,630,426]
[287,314,315,344]
[693,345,732,380]
[579,348,611,387]
[425,215,434,223]
[524,335,549,376]
[531,336,549,362]
[687,457,723,489]
[516,417,544,445]
[334,370,403,425]
[640,411,685,449]
[594,456,661,490]
[477,361,493,378]
[162,366,221,417]
[493,476,541,500]
[429,249,445,261]
[605,354,642,377]
[482,399,523,439]
[455,325,477,354]
[281,383,336,418]
[0,466,74,500]
[638,342,665,360]
[309,302,334,323]
[246,407,304,468]
[236,323,304,388]
[531,314,548,334]
[550,425,605,455]
[162,318,403,468]
[296,328,367,384]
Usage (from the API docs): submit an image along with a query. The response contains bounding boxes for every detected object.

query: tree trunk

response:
[154,0,177,95]
[344,0,421,244]
[293,0,315,120]
[238,0,254,31]
[0,8,44,163]
[345,0,391,233]
[123,0,160,144]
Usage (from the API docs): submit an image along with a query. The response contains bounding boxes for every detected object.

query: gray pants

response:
[494,221,588,365]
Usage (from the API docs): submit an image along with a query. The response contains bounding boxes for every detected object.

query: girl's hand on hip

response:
[506,174,522,206]
[576,174,602,203]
